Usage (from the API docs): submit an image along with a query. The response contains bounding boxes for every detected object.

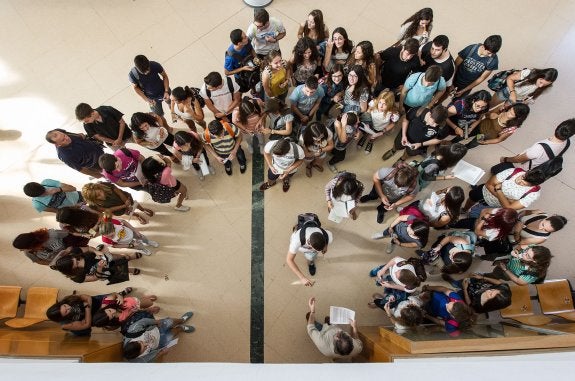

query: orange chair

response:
[0,286,22,320]
[4,287,58,328]
[536,279,575,322]
[500,284,552,326]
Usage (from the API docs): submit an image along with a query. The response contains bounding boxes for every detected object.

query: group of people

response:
[9,6,573,362]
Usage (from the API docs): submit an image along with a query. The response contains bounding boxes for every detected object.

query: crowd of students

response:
[9,6,574,362]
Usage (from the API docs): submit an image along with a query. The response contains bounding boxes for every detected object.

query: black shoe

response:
[365,140,373,154]
[240,164,247,174]
[360,194,374,203]
[357,135,367,148]
[225,166,232,176]
[308,262,316,276]
[376,205,385,224]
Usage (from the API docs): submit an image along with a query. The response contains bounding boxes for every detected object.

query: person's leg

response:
[260,169,279,190]
[376,202,386,224]
[150,98,164,116]
[224,155,233,175]
[360,185,379,203]
[174,182,190,212]
[236,147,247,167]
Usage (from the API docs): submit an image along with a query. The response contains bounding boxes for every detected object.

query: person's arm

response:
[204,97,222,118]
[226,92,242,116]
[412,137,442,151]
[372,171,390,206]
[274,30,286,42]
[504,70,523,104]
[501,152,530,165]
[445,105,464,136]
[455,70,493,97]
[398,86,408,115]
[290,103,306,121]
[461,278,472,305]
[471,272,504,285]
[497,262,529,285]
[228,132,243,160]
[480,131,513,145]
[400,116,410,146]
[297,24,305,39]
[375,257,399,279]
[322,38,334,71]
[58,183,77,192]
[334,117,347,143]
[263,151,274,172]
[423,284,453,295]
[286,251,314,286]
[491,184,526,210]
[308,97,322,119]
[349,318,359,339]
[261,69,273,98]
[79,167,103,178]
[159,70,170,102]
[389,194,415,210]
[279,159,304,180]
[113,118,128,147]
[427,87,446,109]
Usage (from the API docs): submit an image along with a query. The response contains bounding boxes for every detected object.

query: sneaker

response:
[225,166,232,176]
[382,148,396,161]
[174,205,191,212]
[195,169,204,181]
[328,163,338,173]
[364,140,373,154]
[371,231,385,240]
[386,242,395,254]
[181,325,195,333]
[240,164,247,174]
[146,239,159,248]
[282,178,290,192]
[308,262,316,276]
[181,311,194,322]
[357,135,367,148]
[259,181,275,191]
[208,165,215,175]
[359,195,373,203]
[376,205,385,224]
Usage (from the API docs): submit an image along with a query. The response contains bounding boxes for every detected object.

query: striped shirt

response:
[203,123,239,156]
[506,258,538,284]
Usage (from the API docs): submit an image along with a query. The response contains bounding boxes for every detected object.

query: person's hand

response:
[243,65,255,72]
[159,128,166,139]
[401,136,409,146]
[148,98,156,106]
[327,201,333,212]
[308,297,316,311]
[379,281,391,288]
[462,278,470,288]
[383,301,392,315]
[270,166,279,175]
[279,172,288,180]
[301,277,315,287]
[471,273,483,280]
[326,37,334,49]
[279,79,289,89]
[498,262,507,270]
[113,138,123,147]
[163,93,170,103]
[454,89,466,98]
[192,157,201,164]
[349,318,357,330]
[215,112,226,119]
[455,127,464,137]
[217,157,226,164]
[301,116,309,124]
[384,203,394,211]
[265,35,276,43]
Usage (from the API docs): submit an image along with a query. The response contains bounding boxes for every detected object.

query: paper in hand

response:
[452,160,485,185]
[329,306,355,325]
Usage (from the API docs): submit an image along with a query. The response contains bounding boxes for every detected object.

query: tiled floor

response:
[1,0,574,363]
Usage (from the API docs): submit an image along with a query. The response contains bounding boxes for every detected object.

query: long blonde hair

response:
[82,182,112,205]
[369,89,398,114]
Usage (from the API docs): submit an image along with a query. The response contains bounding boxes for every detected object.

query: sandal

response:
[143,208,154,217]
[312,163,324,172]
[134,252,143,259]
[132,268,141,275]
[368,302,378,309]
[305,165,312,178]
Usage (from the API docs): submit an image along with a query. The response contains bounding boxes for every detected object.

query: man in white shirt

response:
[286,222,333,286]
[259,138,305,192]
[200,72,241,122]
[246,8,286,58]
[495,118,574,173]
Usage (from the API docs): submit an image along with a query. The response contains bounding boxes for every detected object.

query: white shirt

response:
[482,168,540,208]
[520,138,569,170]
[200,77,240,114]
[264,141,305,174]
[288,227,333,255]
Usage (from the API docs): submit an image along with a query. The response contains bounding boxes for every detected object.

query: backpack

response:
[205,76,235,101]
[294,213,329,246]
[225,49,260,93]
[412,155,440,189]
[121,310,155,339]
[530,140,570,181]
[203,121,236,144]
[487,69,515,91]
[147,182,177,203]
[505,168,540,198]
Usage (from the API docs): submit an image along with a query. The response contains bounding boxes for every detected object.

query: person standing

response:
[129,55,171,116]
[75,103,132,150]
[45,129,104,178]
[246,8,286,59]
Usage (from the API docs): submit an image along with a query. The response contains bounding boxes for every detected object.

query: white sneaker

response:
[386,242,395,254]
[208,165,215,175]
[396,206,404,213]
[328,164,338,173]
[174,205,191,212]
[195,169,204,181]
[146,239,159,248]
[371,231,385,240]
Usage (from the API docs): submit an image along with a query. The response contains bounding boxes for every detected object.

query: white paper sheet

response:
[452,160,485,185]
[198,152,210,175]
[329,306,355,325]
[327,200,356,223]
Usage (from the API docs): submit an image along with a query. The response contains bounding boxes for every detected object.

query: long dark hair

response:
[331,27,353,55]
[505,103,530,127]
[332,172,364,200]
[463,90,491,113]
[397,257,427,289]
[347,41,375,69]
[238,96,262,125]
[410,220,430,247]
[51,251,85,278]
[303,9,327,42]
[171,86,196,102]
[12,229,49,251]
[441,252,472,274]
[478,283,512,313]
[174,131,203,155]
[141,157,166,183]
[399,7,434,41]
[348,65,370,100]
[521,246,553,279]
[56,207,100,234]
[92,306,122,329]
[436,142,467,170]
[521,68,558,99]
[130,112,158,139]
[444,186,464,222]
[302,121,329,148]
[292,36,319,68]
[46,295,85,323]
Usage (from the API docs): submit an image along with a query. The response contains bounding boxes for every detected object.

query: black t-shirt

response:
[128,61,165,99]
[419,42,455,83]
[83,106,132,141]
[378,46,421,90]
[406,107,448,143]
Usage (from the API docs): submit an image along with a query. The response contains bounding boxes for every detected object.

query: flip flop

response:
[134,213,149,225]
[143,208,154,217]
[312,163,324,172]
[132,268,141,275]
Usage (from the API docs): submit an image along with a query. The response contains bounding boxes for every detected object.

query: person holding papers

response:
[306,297,362,361]
[324,172,364,220]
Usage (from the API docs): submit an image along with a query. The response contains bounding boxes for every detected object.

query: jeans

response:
[220,147,247,171]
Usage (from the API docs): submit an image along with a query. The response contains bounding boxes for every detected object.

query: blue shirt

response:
[32,179,81,212]
[454,44,499,89]
[427,291,463,333]
[289,85,325,115]
[224,43,254,76]
[403,72,446,107]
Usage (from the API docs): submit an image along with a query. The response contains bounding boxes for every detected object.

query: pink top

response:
[160,166,177,187]
[118,297,140,322]
[232,107,263,134]
[102,148,141,183]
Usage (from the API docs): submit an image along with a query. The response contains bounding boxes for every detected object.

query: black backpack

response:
[294,213,329,246]
[225,50,260,93]
[121,310,155,339]
[531,141,570,181]
[205,76,235,102]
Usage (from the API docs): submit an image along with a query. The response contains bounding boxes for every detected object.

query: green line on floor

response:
[250,141,265,363]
